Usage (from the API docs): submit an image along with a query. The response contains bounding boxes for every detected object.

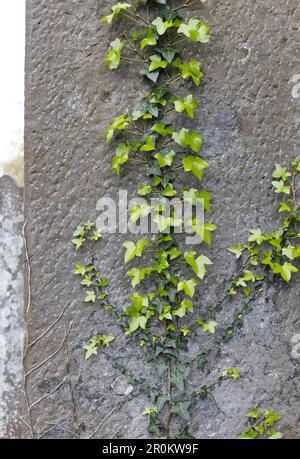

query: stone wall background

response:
[0,176,23,438]
[24,0,300,438]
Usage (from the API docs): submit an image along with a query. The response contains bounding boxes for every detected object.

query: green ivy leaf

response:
[140,136,156,152]
[130,204,152,222]
[177,278,199,298]
[173,58,203,86]
[149,54,168,72]
[152,17,173,35]
[102,3,131,24]
[177,18,211,43]
[138,183,152,196]
[173,128,203,153]
[182,156,208,180]
[184,251,213,279]
[272,164,291,181]
[123,239,149,263]
[112,143,130,176]
[105,38,125,70]
[227,244,244,259]
[106,114,130,142]
[84,291,96,303]
[155,150,176,167]
[174,94,198,119]
[171,401,191,421]
[272,180,291,195]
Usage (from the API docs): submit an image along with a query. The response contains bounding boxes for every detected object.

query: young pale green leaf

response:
[173,58,203,85]
[272,164,291,181]
[227,244,244,259]
[173,94,198,119]
[155,150,175,167]
[102,3,131,24]
[152,17,173,36]
[105,38,125,70]
[197,319,217,334]
[106,114,130,142]
[177,18,211,43]
[272,180,291,195]
[112,143,130,176]
[184,251,213,279]
[84,291,96,303]
[138,183,152,196]
[140,136,156,152]
[130,204,152,222]
[173,128,203,153]
[123,239,149,263]
[177,278,199,298]
[182,156,208,180]
[149,54,168,72]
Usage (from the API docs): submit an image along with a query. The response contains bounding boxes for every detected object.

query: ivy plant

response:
[71,0,299,439]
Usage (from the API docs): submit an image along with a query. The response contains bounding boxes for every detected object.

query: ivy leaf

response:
[177,278,199,298]
[84,341,98,360]
[156,47,178,64]
[72,238,84,250]
[156,395,170,412]
[140,30,157,50]
[272,164,291,181]
[74,264,86,276]
[190,219,217,245]
[73,225,85,237]
[102,3,131,24]
[105,38,124,70]
[152,17,173,35]
[173,94,198,119]
[173,58,203,86]
[106,114,130,142]
[130,204,152,222]
[272,180,291,195]
[127,267,145,287]
[91,229,102,241]
[173,128,203,153]
[272,261,298,282]
[155,150,176,167]
[149,54,168,72]
[182,156,208,180]
[140,67,160,83]
[197,319,217,334]
[138,183,152,196]
[112,143,130,176]
[141,136,156,152]
[171,401,191,421]
[151,122,174,137]
[100,335,115,346]
[163,183,177,197]
[227,244,244,259]
[84,291,96,303]
[123,239,149,263]
[184,252,213,279]
[177,18,211,43]
[248,229,265,245]
[129,316,148,333]
[269,432,283,439]
[142,406,158,415]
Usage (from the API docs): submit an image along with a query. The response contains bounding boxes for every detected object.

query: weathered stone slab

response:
[24,0,299,438]
[0,176,23,438]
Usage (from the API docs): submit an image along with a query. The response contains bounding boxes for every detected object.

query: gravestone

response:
[24,0,300,438]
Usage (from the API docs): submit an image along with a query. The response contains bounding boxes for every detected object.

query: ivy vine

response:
[72,0,300,439]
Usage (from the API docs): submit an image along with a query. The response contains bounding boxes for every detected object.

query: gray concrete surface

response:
[24,0,299,438]
[0,175,23,438]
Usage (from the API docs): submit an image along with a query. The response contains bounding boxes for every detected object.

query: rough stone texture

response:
[24,0,300,438]
[0,176,23,438]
